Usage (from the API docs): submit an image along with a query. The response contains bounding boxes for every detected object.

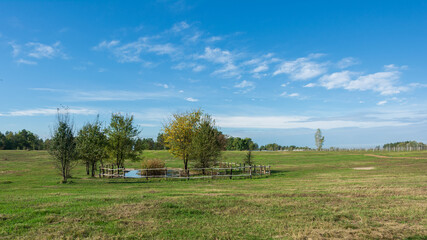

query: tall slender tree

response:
[106,113,141,168]
[315,128,325,151]
[49,109,77,183]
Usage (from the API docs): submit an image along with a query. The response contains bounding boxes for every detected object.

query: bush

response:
[141,159,166,176]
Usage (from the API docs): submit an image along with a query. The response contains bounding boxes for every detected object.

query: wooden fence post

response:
[249,166,252,179]
[230,167,233,179]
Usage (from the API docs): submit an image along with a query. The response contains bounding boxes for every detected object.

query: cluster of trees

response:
[225,136,258,151]
[258,144,311,151]
[383,141,426,149]
[0,130,46,150]
[49,111,141,183]
[134,133,167,150]
[163,110,226,172]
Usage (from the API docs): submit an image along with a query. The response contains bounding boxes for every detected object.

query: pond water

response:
[125,170,142,178]
[124,169,179,178]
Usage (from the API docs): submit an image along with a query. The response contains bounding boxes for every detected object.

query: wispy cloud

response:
[9,41,66,64]
[16,59,37,65]
[234,80,255,93]
[155,83,169,89]
[30,88,176,101]
[197,47,240,78]
[280,92,300,98]
[0,107,97,117]
[319,68,407,95]
[377,100,387,105]
[26,42,65,59]
[171,21,190,32]
[214,115,411,130]
[185,97,198,102]
[337,57,359,69]
[94,37,178,63]
[273,53,327,80]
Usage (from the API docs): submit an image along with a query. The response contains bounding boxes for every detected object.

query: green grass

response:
[0,150,426,239]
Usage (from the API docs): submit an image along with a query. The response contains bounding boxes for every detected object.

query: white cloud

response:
[206,36,222,42]
[185,97,198,102]
[93,40,120,50]
[280,83,287,87]
[234,80,255,93]
[26,41,64,59]
[214,115,410,130]
[197,47,240,78]
[192,65,205,72]
[9,42,21,57]
[281,92,300,97]
[16,59,37,65]
[337,57,359,69]
[171,21,190,32]
[304,83,316,88]
[273,54,327,80]
[0,107,97,117]
[155,83,169,89]
[9,41,66,63]
[377,100,387,105]
[30,88,174,101]
[319,70,407,95]
[252,64,268,73]
[384,64,408,71]
[94,37,177,63]
[172,62,205,72]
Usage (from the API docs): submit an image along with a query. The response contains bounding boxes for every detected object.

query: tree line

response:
[0,130,46,150]
[383,141,426,149]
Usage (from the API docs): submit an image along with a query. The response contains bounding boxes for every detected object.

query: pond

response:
[124,169,179,178]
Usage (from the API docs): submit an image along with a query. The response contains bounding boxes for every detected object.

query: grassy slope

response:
[0,150,426,239]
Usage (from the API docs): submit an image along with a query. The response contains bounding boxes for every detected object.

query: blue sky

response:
[0,0,426,147]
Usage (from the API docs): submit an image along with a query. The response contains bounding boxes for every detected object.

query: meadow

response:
[0,150,426,239]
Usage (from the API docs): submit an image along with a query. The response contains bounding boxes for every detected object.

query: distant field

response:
[0,150,426,239]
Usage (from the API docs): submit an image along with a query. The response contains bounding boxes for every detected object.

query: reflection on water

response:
[125,170,141,178]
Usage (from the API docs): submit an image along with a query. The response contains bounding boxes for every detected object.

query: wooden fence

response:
[99,164,271,180]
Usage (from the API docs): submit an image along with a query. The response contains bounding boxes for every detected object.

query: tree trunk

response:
[85,161,90,175]
[91,161,96,177]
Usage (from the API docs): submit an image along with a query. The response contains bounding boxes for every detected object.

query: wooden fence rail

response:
[99,164,271,180]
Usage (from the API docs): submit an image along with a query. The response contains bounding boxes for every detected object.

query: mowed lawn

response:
[0,150,426,239]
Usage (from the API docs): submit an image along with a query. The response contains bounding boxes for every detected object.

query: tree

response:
[76,116,108,177]
[189,115,224,173]
[244,150,255,165]
[315,128,325,151]
[163,110,202,171]
[106,113,141,168]
[49,109,77,183]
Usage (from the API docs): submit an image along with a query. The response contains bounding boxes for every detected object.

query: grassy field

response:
[0,150,426,239]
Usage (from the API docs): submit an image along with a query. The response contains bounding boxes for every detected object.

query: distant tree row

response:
[225,136,258,151]
[0,130,46,150]
[134,133,168,150]
[383,141,426,149]
[259,143,311,151]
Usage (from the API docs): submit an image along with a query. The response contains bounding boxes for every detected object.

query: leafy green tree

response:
[163,110,202,171]
[49,110,77,183]
[189,115,224,173]
[315,128,325,151]
[106,113,141,168]
[76,117,108,177]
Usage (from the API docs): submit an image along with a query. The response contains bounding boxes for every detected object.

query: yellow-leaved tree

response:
[163,110,202,172]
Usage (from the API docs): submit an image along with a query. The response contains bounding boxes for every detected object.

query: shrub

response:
[141,159,166,176]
